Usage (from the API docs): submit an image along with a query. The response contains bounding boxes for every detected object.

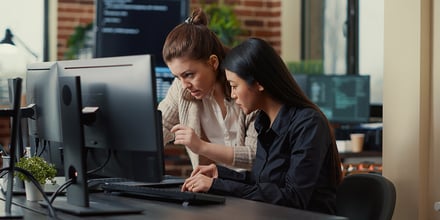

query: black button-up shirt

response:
[209,105,337,214]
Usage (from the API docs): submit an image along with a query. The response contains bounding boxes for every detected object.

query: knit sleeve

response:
[158,79,181,143]
[231,110,259,169]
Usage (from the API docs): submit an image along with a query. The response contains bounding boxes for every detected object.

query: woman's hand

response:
[190,163,218,178]
[181,173,214,193]
[181,164,217,192]
[171,124,205,154]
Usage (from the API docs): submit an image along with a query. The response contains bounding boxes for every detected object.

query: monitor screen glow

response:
[296,74,371,124]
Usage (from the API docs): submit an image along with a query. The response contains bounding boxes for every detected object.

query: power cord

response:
[86,149,111,175]
[0,166,58,218]
[33,137,40,157]
[37,140,48,157]
[49,178,73,204]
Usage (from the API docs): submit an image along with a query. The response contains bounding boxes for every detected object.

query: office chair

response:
[336,173,396,220]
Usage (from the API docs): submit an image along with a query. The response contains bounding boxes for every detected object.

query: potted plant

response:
[15,156,57,201]
[64,22,94,59]
[203,2,244,47]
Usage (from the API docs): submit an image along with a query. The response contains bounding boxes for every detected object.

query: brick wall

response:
[57,0,282,60]
[57,0,95,60]
[191,0,282,53]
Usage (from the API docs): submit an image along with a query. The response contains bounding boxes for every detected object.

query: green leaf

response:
[15,156,57,185]
[203,3,243,47]
[65,23,93,60]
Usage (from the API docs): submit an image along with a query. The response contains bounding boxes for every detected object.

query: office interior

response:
[0,0,439,219]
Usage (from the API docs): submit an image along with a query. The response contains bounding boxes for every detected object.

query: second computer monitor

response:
[26,61,62,143]
[26,62,65,175]
[295,74,370,124]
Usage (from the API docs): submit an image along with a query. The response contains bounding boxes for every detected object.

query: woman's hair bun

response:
[185,8,208,26]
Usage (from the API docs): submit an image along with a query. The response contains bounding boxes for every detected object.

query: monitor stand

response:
[0,166,24,219]
[0,201,23,219]
[43,76,142,215]
[42,197,142,216]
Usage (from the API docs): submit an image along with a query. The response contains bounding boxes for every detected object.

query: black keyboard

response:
[101,183,226,205]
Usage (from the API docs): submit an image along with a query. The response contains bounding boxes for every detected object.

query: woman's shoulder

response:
[294,106,321,116]
[286,106,327,126]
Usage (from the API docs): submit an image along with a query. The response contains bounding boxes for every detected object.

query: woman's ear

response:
[209,55,219,70]
[256,82,264,92]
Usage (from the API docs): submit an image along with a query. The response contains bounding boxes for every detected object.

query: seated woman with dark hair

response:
[181,37,343,215]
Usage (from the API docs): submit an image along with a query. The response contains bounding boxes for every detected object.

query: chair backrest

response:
[336,173,396,220]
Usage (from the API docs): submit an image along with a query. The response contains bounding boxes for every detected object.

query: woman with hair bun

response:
[159,8,258,169]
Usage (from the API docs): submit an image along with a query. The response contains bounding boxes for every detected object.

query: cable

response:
[33,137,40,157]
[49,178,73,204]
[0,169,8,196]
[0,166,58,218]
[87,177,128,190]
[0,144,7,156]
[37,140,47,157]
[86,149,111,175]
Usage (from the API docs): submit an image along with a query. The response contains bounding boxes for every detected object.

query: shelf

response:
[340,151,383,176]
[339,151,382,159]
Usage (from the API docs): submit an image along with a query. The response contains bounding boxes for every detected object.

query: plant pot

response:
[24,181,44,201]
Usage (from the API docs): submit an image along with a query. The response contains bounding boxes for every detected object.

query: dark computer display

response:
[292,73,308,94]
[26,55,169,180]
[300,74,370,124]
[46,54,165,215]
[57,54,164,182]
[53,75,142,215]
[95,0,189,67]
[155,66,174,102]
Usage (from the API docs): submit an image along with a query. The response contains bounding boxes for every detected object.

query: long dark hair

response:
[162,8,231,99]
[222,37,343,184]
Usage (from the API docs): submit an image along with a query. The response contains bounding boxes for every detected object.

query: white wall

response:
[281,0,301,63]
[0,0,45,102]
[359,0,384,105]
[323,0,347,75]
[384,0,438,219]
[49,0,58,62]
[0,0,45,62]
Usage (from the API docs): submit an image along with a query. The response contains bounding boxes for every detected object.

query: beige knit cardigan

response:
[158,79,258,169]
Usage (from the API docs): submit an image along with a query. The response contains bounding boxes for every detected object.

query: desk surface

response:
[2,192,348,220]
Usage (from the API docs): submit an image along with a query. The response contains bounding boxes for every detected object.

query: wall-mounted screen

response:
[94,0,189,67]
[294,74,370,124]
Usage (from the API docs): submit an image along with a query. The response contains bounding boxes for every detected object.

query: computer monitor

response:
[26,62,65,176]
[49,54,163,215]
[57,54,164,182]
[304,74,370,124]
[292,73,308,94]
[52,75,143,215]
[155,66,174,102]
[94,0,189,67]
[26,62,62,143]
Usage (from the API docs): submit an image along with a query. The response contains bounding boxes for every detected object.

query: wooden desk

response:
[2,192,348,220]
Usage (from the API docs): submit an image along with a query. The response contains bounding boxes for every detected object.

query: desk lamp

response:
[0,28,31,106]
[0,29,14,45]
[0,28,38,60]
[0,28,37,151]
